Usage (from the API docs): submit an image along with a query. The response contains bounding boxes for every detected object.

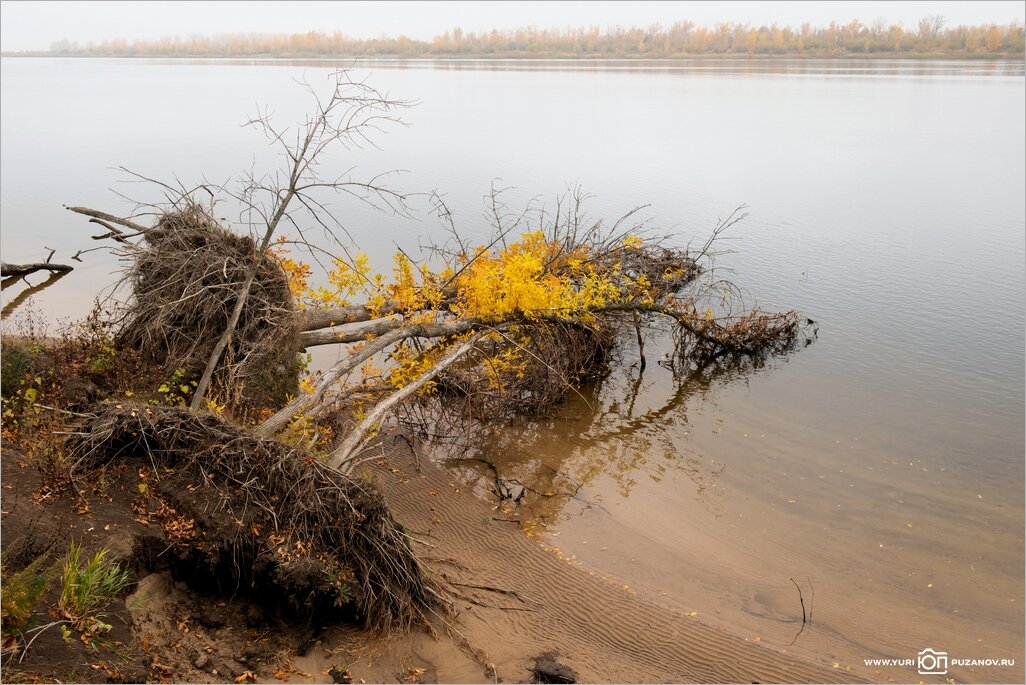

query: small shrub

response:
[0,553,55,637]
[58,543,133,623]
[155,367,195,407]
[0,342,33,399]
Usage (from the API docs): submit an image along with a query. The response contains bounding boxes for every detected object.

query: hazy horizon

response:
[2,0,1024,52]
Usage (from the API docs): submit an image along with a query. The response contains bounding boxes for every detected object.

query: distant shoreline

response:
[2,51,1022,60]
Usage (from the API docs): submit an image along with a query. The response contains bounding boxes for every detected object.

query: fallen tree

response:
[53,70,812,641]
[64,71,808,464]
[70,192,805,473]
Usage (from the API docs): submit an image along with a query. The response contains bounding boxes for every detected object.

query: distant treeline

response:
[45,18,1026,58]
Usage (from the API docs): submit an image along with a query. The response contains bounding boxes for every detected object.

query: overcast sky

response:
[2,1,1024,52]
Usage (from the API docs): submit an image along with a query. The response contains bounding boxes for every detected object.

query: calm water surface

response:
[1,58,1023,681]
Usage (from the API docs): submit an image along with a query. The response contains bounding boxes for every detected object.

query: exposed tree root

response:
[112,205,300,411]
[68,403,439,635]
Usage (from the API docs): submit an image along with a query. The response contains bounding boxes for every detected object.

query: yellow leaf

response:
[404,668,427,683]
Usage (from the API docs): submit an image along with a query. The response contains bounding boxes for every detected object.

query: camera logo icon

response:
[918,648,949,675]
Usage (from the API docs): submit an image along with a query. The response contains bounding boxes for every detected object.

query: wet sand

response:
[299,431,866,683]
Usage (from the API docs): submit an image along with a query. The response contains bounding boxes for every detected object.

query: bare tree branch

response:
[189,69,411,410]
[329,330,487,471]
[65,205,149,233]
[257,318,483,435]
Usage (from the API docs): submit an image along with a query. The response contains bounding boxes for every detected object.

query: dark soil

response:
[0,450,338,683]
[1,330,434,683]
[68,403,436,634]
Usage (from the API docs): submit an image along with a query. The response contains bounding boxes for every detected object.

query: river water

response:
[1,57,1023,682]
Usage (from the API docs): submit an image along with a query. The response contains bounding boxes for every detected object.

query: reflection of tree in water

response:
[416,327,799,525]
[2,271,71,319]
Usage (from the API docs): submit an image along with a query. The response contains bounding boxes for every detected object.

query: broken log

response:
[1,261,73,278]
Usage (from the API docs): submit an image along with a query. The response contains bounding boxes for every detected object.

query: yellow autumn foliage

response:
[298,230,652,322]
[289,230,660,393]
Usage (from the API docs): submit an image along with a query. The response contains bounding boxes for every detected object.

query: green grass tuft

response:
[58,543,133,622]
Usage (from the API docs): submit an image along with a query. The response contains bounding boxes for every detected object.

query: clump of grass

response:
[58,543,133,623]
[0,552,55,639]
[0,340,34,399]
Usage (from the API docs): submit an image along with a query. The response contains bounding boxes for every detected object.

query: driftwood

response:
[2,246,73,279]
[1,262,73,278]
[1,250,74,317]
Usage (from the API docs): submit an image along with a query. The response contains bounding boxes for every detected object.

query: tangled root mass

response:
[116,205,300,410]
[69,403,437,634]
